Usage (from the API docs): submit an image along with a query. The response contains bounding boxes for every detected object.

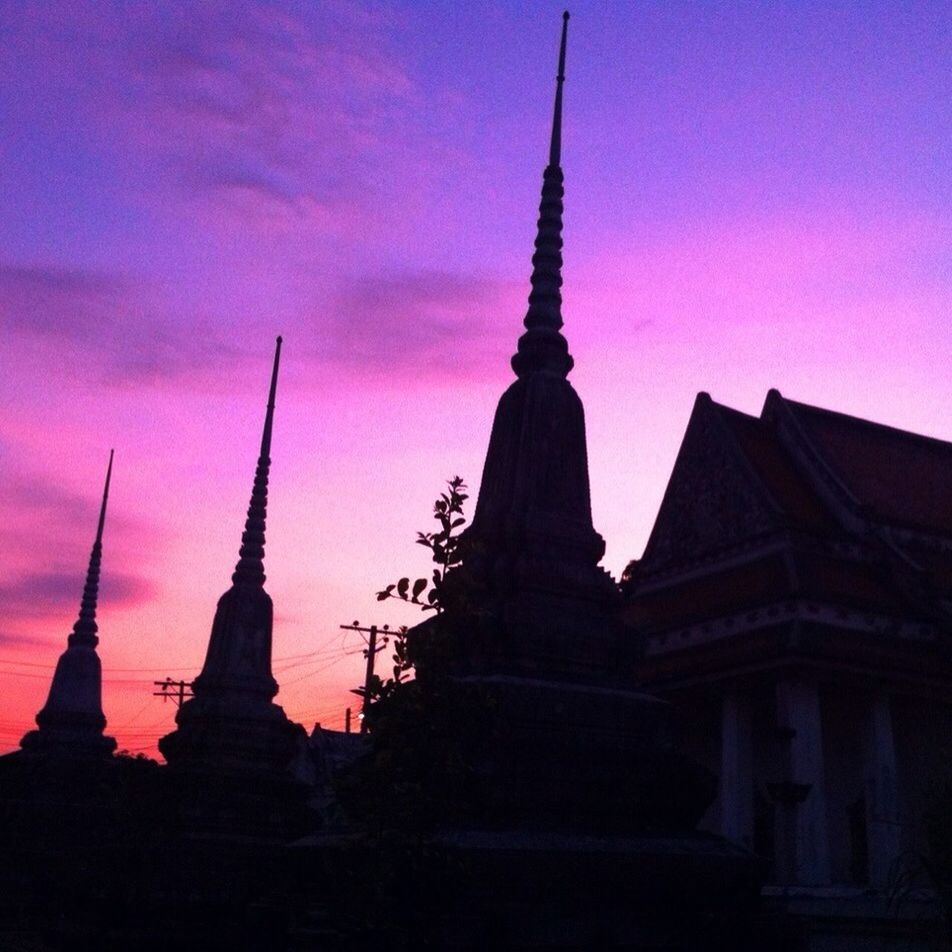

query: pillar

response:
[720,693,754,848]
[776,677,831,884]
[864,693,901,887]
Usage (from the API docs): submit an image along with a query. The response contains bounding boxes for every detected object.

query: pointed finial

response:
[511,12,574,378]
[233,337,283,586]
[69,450,114,648]
[549,11,570,167]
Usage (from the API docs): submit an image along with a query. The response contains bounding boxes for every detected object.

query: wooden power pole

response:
[339,621,391,733]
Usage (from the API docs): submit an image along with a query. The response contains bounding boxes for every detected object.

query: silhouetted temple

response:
[1,12,949,952]
[623,391,952,946]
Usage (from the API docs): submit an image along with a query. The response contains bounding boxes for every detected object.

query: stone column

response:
[776,677,831,884]
[720,693,753,849]
[864,693,901,887]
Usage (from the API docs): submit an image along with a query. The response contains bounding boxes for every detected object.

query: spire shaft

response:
[511,11,573,378]
[233,336,282,586]
[549,11,569,167]
[69,450,113,647]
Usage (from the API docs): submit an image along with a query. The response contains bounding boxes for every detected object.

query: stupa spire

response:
[459,10,620,685]
[512,10,573,378]
[69,449,113,648]
[232,336,282,587]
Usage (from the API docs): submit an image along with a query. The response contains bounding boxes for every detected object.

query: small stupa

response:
[159,337,303,776]
[20,452,118,757]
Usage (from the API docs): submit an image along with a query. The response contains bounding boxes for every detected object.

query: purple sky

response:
[1,0,949,755]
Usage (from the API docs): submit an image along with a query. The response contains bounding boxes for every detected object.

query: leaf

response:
[397,577,410,598]
[451,518,465,528]
[427,589,439,604]
[411,578,427,600]
[376,591,390,601]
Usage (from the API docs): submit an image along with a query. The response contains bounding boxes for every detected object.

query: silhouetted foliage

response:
[375,475,468,614]
[336,475,502,832]
[351,477,470,715]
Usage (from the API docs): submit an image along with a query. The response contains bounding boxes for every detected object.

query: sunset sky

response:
[1,0,949,756]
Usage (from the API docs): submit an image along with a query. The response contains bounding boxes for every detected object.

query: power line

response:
[0,645,347,674]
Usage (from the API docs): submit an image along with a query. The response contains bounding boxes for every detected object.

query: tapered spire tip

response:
[68,449,114,647]
[233,339,283,586]
[549,10,569,167]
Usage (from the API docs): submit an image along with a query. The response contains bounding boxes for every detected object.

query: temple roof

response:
[638,391,951,571]
[624,393,951,690]
[625,391,952,656]
[772,395,952,537]
[713,403,835,536]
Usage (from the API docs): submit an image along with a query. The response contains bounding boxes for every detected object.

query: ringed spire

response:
[232,336,282,587]
[512,11,574,378]
[69,448,114,648]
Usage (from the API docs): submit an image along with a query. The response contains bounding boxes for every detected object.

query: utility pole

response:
[345,707,352,734]
[340,621,391,734]
[153,678,194,707]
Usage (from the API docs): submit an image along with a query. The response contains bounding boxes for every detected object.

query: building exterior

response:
[623,389,952,942]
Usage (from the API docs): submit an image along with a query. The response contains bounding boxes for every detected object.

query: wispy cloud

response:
[0,630,59,650]
[0,570,154,624]
[0,455,162,595]
[310,270,522,380]
[0,467,146,540]
[0,1,421,234]
[0,262,252,387]
[572,211,952,344]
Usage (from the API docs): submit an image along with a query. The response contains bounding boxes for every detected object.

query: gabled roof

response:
[768,393,952,538]
[626,392,951,681]
[713,403,835,535]
[630,391,951,610]
[636,393,836,573]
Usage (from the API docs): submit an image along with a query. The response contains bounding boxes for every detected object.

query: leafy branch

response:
[375,476,468,615]
[352,477,469,720]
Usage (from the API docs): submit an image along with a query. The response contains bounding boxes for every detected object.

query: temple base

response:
[19,726,116,758]
[159,695,311,841]
[292,828,762,950]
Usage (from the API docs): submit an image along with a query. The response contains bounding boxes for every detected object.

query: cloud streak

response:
[0,570,154,624]
[0,262,253,387]
[312,270,522,380]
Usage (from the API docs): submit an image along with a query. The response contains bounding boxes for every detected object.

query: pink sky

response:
[1,0,949,756]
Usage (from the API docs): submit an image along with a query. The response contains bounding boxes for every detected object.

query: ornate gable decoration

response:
[644,398,776,569]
